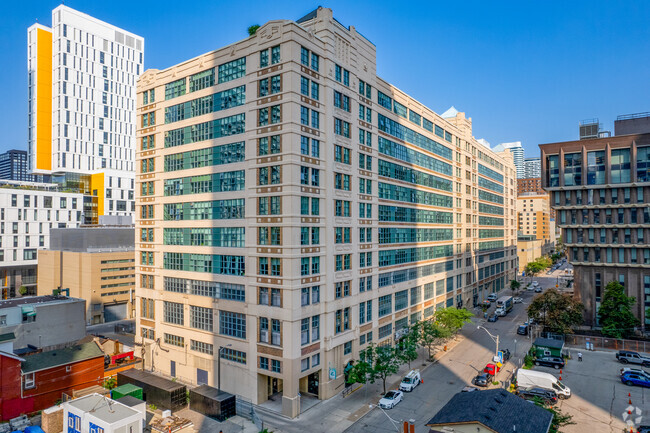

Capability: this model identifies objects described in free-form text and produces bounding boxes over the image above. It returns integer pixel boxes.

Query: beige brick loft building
[37,225,135,324]
[134,7,517,417]
[517,192,555,268]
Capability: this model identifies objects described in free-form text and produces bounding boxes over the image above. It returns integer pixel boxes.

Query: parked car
[621,372,650,388]
[399,369,421,392]
[513,297,523,304]
[517,324,529,336]
[636,426,650,433]
[517,387,558,405]
[379,390,404,409]
[534,356,565,369]
[473,373,492,387]
[620,367,650,380]
[461,385,480,392]
[616,350,650,367]
[532,281,539,287]
[487,314,498,322]
[487,293,498,302]
[534,287,543,293]
[502,349,511,361]
[481,300,491,307]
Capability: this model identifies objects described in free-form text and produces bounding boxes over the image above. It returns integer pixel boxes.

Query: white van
[487,293,498,302]
[516,368,571,398]
[399,369,421,392]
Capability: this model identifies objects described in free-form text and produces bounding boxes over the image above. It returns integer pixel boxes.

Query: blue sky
[2,1,649,157]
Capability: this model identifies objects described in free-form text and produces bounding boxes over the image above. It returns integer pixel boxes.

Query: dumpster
[111,383,143,400]
[189,384,236,421]
[117,369,187,411]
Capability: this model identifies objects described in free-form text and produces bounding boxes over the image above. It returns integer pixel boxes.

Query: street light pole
[477,326,500,359]
[218,344,232,391]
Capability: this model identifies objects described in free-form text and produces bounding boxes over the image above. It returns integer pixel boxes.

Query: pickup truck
[616,350,650,367]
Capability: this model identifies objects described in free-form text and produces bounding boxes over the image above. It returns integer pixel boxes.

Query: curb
[342,334,466,431]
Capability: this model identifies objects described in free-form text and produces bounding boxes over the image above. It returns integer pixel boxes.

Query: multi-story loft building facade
[27,5,143,223]
[517,177,556,221]
[0,150,35,182]
[37,226,135,324]
[517,193,551,241]
[517,177,542,195]
[0,181,83,299]
[540,132,650,328]
[134,7,517,417]
[517,192,554,268]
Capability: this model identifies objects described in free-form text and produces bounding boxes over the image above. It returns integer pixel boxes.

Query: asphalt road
[345,285,543,433]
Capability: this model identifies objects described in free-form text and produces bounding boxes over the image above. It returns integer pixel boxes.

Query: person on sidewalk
[577,352,582,361]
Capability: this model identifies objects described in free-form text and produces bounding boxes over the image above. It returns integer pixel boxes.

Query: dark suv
[534,356,565,369]
[517,387,558,405]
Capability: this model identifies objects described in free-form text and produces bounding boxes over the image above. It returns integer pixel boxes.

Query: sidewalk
[251,334,466,433]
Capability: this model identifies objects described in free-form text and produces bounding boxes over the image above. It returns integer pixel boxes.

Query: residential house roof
[426,389,553,433]
[21,341,104,373]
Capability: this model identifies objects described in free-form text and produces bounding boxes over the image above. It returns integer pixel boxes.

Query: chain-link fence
[564,334,649,352]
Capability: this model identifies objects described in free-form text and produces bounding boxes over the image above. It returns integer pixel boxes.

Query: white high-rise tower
[493,141,525,179]
[28,5,143,222]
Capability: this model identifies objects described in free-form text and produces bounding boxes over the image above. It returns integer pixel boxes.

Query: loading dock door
[103,303,127,322]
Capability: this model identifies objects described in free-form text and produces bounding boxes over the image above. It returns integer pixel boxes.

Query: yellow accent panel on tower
[91,173,105,216]
[36,28,52,171]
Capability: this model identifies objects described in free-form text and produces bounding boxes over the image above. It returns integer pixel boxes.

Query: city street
[344,286,539,433]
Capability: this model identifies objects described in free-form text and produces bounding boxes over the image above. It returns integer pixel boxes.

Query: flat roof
[67,393,139,424]
[0,295,81,309]
[533,337,565,349]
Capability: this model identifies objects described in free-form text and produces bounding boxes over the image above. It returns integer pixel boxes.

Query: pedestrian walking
[578,352,582,361]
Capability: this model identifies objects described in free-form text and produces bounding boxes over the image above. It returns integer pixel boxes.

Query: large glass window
[586,151,605,185]
[218,57,246,83]
[637,147,650,182]
[611,148,631,183]
[563,153,582,186]
[547,155,559,187]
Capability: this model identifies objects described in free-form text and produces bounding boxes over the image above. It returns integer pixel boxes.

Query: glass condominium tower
[135,7,517,417]
[27,5,143,223]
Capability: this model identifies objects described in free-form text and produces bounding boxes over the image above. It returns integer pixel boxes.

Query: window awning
[21,306,36,317]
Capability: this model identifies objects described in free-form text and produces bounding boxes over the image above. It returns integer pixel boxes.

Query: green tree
[18,285,28,296]
[533,398,575,433]
[527,289,584,334]
[510,279,521,296]
[434,308,473,335]
[348,344,402,394]
[247,25,260,36]
[102,377,117,390]
[412,320,450,360]
[397,330,419,369]
[598,281,639,338]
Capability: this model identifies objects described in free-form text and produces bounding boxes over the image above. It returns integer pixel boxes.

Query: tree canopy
[347,344,401,394]
[435,307,473,334]
[527,289,583,334]
[247,25,260,36]
[598,281,638,338]
[525,256,552,275]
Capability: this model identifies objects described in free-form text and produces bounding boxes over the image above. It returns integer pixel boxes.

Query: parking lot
[534,348,649,432]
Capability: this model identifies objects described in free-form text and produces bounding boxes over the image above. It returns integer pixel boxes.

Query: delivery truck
[516,368,571,399]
